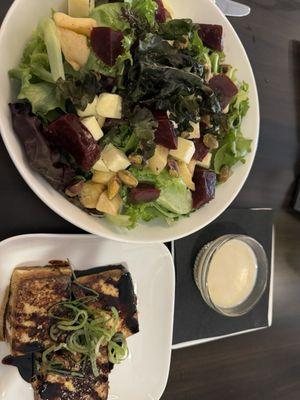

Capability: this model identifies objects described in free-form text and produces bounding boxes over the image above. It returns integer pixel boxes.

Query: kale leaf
[56,72,102,111]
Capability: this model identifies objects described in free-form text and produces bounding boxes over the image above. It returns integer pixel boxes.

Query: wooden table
[1,1,300,399]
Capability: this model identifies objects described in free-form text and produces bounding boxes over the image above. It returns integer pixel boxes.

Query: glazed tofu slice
[33,347,110,400]
[73,265,139,338]
[5,263,72,355]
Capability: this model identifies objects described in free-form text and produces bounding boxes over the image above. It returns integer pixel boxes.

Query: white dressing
[207,239,257,309]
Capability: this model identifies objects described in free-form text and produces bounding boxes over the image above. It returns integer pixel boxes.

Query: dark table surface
[1,1,300,399]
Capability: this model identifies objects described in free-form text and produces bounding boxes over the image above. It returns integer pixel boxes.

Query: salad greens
[122,167,192,228]
[9,18,65,117]
[9,0,252,229]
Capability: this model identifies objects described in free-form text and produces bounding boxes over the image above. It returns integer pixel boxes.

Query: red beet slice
[192,167,216,209]
[193,137,210,162]
[155,0,167,23]
[153,111,178,150]
[128,183,161,204]
[46,114,100,172]
[198,24,223,52]
[209,74,238,109]
[91,27,124,67]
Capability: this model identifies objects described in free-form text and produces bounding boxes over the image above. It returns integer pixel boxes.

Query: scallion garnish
[43,297,128,378]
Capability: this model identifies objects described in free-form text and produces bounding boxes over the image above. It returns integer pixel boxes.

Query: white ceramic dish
[0,0,259,243]
[0,234,175,400]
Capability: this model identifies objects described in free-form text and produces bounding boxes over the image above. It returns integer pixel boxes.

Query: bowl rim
[0,0,260,243]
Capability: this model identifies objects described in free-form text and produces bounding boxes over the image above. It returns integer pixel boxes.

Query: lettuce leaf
[213,82,251,174]
[125,167,192,227]
[9,102,75,189]
[9,18,65,118]
[124,0,158,26]
[90,3,130,31]
[18,82,64,116]
[40,17,65,82]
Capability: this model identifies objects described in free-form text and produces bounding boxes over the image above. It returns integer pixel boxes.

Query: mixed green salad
[9,0,251,229]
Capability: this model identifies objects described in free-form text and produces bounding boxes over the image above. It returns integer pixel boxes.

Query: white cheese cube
[169,137,195,164]
[96,115,106,128]
[183,122,200,139]
[81,116,103,141]
[77,96,98,117]
[196,153,212,169]
[147,145,169,175]
[68,0,95,17]
[96,93,122,119]
[101,144,130,172]
[92,158,109,172]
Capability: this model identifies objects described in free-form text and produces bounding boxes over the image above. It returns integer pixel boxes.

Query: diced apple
[169,137,195,164]
[147,145,169,175]
[178,161,195,191]
[58,27,90,71]
[101,144,130,172]
[96,191,122,215]
[68,0,95,18]
[54,12,97,37]
[92,171,115,184]
[79,181,105,209]
[81,116,103,141]
[77,96,98,117]
[96,93,122,119]
[93,158,109,172]
[196,153,212,169]
[183,122,200,139]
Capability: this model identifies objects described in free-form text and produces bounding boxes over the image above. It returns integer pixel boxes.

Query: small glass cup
[194,234,268,317]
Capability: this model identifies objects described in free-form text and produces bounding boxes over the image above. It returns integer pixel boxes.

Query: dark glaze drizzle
[2,354,34,383]
[75,265,139,334]
[3,264,138,389]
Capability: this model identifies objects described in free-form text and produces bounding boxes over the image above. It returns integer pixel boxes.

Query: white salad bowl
[0,0,259,243]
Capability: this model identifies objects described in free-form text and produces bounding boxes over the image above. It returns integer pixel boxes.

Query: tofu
[197,153,212,169]
[73,265,139,337]
[54,12,97,37]
[97,93,122,119]
[183,122,200,139]
[81,116,104,141]
[93,158,109,172]
[178,161,195,191]
[68,0,95,17]
[147,145,169,175]
[169,137,195,164]
[77,96,98,117]
[5,264,72,355]
[101,144,130,172]
[58,27,90,71]
[33,347,110,400]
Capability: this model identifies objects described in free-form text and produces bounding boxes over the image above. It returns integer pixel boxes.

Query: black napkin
[173,209,274,346]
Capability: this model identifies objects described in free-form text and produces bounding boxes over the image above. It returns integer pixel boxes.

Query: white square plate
[0,234,175,400]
